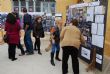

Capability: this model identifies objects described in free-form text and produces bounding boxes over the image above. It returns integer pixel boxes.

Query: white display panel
[91,23,98,34]
[96,54,102,64]
[95,6,105,14]
[92,35,104,48]
[97,24,104,35]
[95,15,104,24]
[81,47,91,60]
[87,7,94,22]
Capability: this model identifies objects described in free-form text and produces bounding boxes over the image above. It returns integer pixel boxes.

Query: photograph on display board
[71,7,92,49]
[72,7,87,22]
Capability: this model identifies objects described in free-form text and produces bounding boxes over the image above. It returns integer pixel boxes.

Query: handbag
[3,34,8,43]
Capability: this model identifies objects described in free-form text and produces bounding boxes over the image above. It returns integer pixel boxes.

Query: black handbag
[3,34,8,43]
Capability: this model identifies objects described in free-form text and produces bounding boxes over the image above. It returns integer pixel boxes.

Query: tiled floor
[0,38,94,74]
[0,32,109,74]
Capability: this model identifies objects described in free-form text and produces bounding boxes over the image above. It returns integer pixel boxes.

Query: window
[21,1,26,11]
[49,2,55,13]
[29,1,33,12]
[21,1,26,6]
[43,2,48,13]
[36,1,41,12]
[13,1,19,6]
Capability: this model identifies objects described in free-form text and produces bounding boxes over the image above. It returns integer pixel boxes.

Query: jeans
[24,30,33,53]
[51,43,60,53]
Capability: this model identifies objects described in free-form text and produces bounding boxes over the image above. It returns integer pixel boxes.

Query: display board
[69,0,108,71]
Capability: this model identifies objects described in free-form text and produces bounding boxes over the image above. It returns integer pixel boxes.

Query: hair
[23,8,27,13]
[6,13,16,24]
[35,16,42,23]
[12,12,19,19]
[71,19,78,26]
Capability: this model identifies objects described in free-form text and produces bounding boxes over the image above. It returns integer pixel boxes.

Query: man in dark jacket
[23,8,34,55]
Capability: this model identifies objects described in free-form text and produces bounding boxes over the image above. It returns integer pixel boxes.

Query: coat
[60,25,85,49]
[5,21,21,44]
[33,22,44,38]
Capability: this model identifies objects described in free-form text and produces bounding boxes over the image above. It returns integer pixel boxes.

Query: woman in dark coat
[33,16,44,55]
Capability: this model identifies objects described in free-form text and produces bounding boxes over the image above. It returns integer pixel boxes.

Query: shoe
[25,50,28,53]
[19,53,25,56]
[55,57,62,61]
[38,52,42,55]
[50,53,55,66]
[26,52,34,55]
[34,49,38,51]
[11,58,17,61]
[9,56,12,59]
[50,60,55,66]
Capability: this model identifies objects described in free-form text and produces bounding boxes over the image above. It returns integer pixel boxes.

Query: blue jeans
[24,30,33,53]
[51,43,60,53]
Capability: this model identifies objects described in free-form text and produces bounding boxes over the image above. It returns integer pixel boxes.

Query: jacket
[60,25,85,49]
[33,21,44,38]
[5,21,21,44]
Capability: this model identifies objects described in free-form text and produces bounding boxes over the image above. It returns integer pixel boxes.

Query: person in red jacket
[5,13,21,61]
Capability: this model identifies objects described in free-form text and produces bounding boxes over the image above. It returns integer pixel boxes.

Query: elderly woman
[60,19,86,74]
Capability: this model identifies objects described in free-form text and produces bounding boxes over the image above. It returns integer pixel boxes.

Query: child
[50,26,61,66]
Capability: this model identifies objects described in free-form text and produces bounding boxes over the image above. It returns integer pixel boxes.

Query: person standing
[5,13,21,61]
[12,12,25,56]
[33,16,44,55]
[60,19,86,74]
[50,24,61,66]
[23,8,34,55]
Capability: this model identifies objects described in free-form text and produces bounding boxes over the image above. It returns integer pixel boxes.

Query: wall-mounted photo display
[69,0,108,71]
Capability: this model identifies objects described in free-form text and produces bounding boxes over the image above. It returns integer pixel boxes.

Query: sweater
[60,25,85,49]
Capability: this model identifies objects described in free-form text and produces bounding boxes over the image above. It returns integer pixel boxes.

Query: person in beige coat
[60,19,85,74]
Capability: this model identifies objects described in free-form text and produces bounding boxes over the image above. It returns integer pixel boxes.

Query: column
[33,0,36,12]
[26,0,29,12]
[41,2,43,12]
[18,0,21,12]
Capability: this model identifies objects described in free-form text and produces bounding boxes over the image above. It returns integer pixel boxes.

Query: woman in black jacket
[33,16,44,55]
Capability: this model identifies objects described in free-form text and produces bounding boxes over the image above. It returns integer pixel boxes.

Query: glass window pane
[13,1,19,6]
[29,1,33,6]
[21,1,26,6]
[21,7,26,11]
[36,6,40,12]
[29,7,34,12]
[14,7,19,12]
[50,2,55,13]
[36,1,40,6]
[43,2,48,13]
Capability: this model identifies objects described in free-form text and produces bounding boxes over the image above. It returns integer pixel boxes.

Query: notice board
[69,0,108,71]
